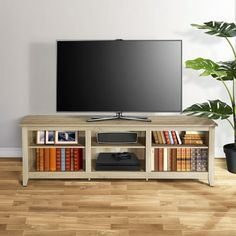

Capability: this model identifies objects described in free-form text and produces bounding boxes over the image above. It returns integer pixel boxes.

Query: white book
[175,131,182,145]
[163,148,168,171]
[151,148,155,171]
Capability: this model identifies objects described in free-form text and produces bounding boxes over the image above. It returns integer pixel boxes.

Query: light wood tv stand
[20,115,217,186]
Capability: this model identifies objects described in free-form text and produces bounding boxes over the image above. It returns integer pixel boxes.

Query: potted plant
[183,21,236,173]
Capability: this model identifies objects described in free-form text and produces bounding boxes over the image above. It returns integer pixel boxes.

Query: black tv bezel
[56,39,183,113]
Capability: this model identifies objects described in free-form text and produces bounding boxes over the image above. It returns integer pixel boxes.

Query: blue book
[168,131,174,144]
[61,148,65,171]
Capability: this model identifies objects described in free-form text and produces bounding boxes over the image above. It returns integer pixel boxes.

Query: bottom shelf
[28,171,208,180]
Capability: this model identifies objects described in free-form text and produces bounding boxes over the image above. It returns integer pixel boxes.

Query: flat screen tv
[57,40,182,121]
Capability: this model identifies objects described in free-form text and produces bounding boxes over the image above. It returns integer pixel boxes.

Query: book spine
[158,148,163,171]
[175,131,182,144]
[171,148,177,171]
[65,148,71,171]
[49,148,56,171]
[78,148,83,170]
[201,149,208,172]
[160,131,166,144]
[163,131,171,144]
[56,148,61,171]
[157,131,163,144]
[163,148,168,171]
[36,148,40,171]
[177,148,182,171]
[74,148,79,171]
[152,131,159,144]
[44,148,50,171]
[153,148,158,171]
[168,131,174,145]
[181,148,186,171]
[196,148,202,172]
[185,148,191,172]
[70,148,74,171]
[171,131,178,144]
[39,148,44,171]
[150,148,154,171]
[191,148,196,171]
[61,148,66,171]
[167,148,171,171]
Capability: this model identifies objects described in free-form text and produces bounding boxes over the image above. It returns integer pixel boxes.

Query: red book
[73,148,79,171]
[171,148,177,171]
[65,148,71,171]
[158,148,163,171]
[56,148,61,171]
[171,131,178,144]
[163,131,171,144]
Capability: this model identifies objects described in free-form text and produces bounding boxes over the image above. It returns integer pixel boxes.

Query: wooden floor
[0,159,236,236]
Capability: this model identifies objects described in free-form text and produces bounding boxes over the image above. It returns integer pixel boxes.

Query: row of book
[35,148,83,171]
[152,131,206,145]
[182,132,205,145]
[152,131,182,145]
[151,148,208,172]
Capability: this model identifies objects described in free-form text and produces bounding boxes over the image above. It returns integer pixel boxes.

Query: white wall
[0,0,235,157]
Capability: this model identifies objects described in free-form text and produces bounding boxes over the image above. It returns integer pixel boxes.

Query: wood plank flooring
[0,158,236,236]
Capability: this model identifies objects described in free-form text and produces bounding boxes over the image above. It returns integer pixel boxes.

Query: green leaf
[191,21,236,37]
[216,60,236,81]
[183,100,233,120]
[185,58,227,77]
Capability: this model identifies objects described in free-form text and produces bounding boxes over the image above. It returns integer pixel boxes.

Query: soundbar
[97,132,138,144]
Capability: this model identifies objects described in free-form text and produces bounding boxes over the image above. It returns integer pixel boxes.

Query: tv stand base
[87,112,151,122]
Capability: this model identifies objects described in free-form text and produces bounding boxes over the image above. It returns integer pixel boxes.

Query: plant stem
[225,37,236,143]
[225,37,236,59]
[219,78,234,103]
[227,118,234,129]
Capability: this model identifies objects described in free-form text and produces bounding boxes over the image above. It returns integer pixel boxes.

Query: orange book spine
[177,148,182,171]
[171,131,178,144]
[44,148,50,171]
[185,148,191,172]
[39,148,44,171]
[163,131,171,144]
[49,148,56,171]
[56,148,61,171]
[158,148,163,171]
[171,148,177,171]
[65,148,71,171]
[181,148,186,171]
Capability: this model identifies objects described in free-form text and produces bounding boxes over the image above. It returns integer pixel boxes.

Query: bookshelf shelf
[20,115,217,186]
[152,144,208,149]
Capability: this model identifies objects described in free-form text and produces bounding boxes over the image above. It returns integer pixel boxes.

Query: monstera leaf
[191,21,236,37]
[215,60,236,80]
[186,58,227,77]
[183,100,233,120]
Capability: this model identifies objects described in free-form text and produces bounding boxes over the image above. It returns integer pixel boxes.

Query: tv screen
[57,40,182,113]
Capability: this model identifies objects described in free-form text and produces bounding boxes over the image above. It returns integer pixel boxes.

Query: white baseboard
[0,148,22,158]
[0,147,225,158]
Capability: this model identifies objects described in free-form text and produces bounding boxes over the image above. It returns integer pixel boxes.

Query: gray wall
[0,0,235,156]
